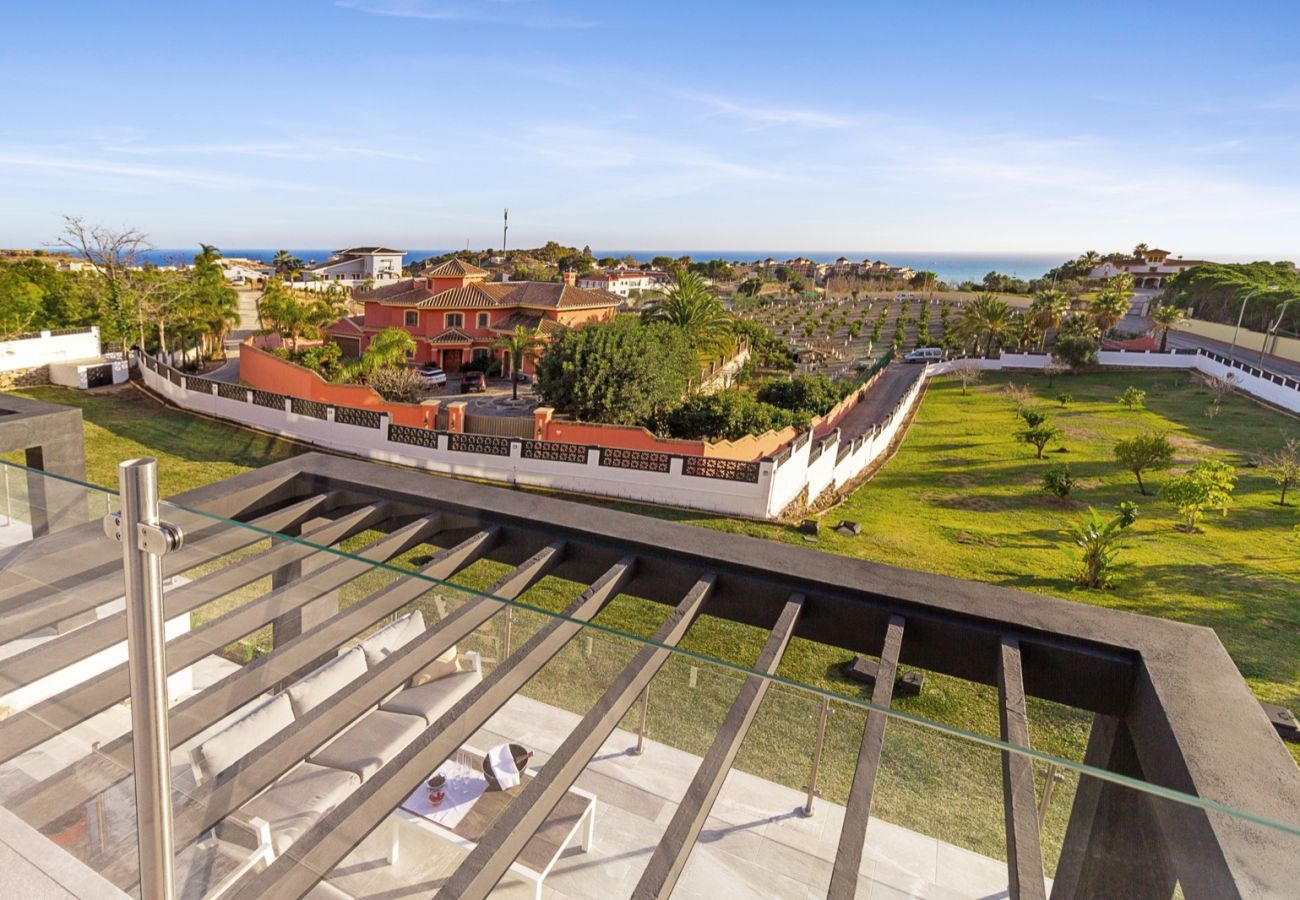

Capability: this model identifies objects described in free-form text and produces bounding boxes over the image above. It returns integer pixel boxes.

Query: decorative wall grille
[682,456,760,483]
[168,368,184,387]
[187,377,216,393]
[448,432,511,456]
[217,382,247,402]
[520,440,589,464]
[252,389,285,409]
[291,398,328,420]
[334,406,381,429]
[388,424,439,449]
[599,447,671,473]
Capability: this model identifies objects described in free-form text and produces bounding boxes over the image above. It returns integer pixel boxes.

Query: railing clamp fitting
[103,513,184,555]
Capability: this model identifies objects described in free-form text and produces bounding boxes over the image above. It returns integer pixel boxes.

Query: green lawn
[10,373,1299,865]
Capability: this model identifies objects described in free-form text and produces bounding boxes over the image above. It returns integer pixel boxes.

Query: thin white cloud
[102,141,424,164]
[336,0,599,29]
[686,91,854,129]
[0,151,313,193]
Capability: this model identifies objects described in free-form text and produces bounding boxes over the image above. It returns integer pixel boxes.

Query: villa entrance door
[442,348,464,373]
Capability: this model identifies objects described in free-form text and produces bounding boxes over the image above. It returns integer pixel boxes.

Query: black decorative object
[482,743,532,790]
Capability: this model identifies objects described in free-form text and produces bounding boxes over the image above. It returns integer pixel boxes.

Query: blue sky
[3,0,1299,256]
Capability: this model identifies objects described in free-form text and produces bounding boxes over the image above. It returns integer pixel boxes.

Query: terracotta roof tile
[424,258,489,277]
[426,327,474,345]
[359,277,619,312]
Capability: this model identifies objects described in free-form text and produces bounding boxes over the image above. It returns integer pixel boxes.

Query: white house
[1090,248,1211,292]
[305,247,405,287]
[577,269,669,298]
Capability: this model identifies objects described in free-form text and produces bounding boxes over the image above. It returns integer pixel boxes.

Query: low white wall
[928,349,1300,415]
[48,358,129,389]
[0,328,101,373]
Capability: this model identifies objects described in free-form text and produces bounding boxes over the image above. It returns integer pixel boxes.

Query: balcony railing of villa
[0,448,1297,900]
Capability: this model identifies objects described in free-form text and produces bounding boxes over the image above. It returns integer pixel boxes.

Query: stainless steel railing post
[634,687,650,755]
[802,695,832,817]
[106,457,183,900]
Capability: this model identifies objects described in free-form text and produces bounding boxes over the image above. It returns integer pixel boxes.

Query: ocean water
[137,248,1065,285]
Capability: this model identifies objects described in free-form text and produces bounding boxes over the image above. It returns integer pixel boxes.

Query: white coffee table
[394,745,596,900]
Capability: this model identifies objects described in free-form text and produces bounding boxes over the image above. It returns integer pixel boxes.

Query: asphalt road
[1164,330,1300,381]
[830,363,925,442]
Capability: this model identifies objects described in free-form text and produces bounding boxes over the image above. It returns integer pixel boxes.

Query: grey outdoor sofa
[188,610,482,896]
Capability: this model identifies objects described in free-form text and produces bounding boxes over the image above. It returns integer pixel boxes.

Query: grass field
[8,373,1298,865]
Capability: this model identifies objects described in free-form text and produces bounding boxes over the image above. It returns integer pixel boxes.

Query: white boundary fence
[138,346,1297,520]
[929,348,1300,415]
[0,327,101,372]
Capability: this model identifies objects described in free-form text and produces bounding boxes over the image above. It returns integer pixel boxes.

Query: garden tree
[665,390,800,440]
[1053,316,1101,370]
[271,250,304,277]
[958,293,1013,356]
[534,316,696,427]
[1068,506,1133,588]
[1162,262,1300,331]
[1113,432,1174,494]
[493,324,545,401]
[1150,303,1185,352]
[731,318,794,370]
[1042,357,1066,386]
[641,270,733,356]
[1118,386,1146,410]
[757,373,843,416]
[650,255,677,273]
[1020,419,1062,459]
[1260,436,1300,505]
[1204,373,1237,417]
[556,253,594,275]
[950,359,983,394]
[1018,405,1048,427]
[1133,242,1150,256]
[1029,290,1071,350]
[187,245,239,360]
[0,265,46,335]
[364,365,423,402]
[258,281,343,351]
[54,215,153,345]
[1162,459,1237,532]
[774,265,794,283]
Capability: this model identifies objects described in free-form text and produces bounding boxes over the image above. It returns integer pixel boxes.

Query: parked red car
[460,371,486,393]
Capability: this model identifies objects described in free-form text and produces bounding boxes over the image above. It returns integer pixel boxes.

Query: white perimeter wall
[0,328,101,373]
[141,347,1298,520]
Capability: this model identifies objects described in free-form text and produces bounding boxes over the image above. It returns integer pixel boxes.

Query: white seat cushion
[310,709,425,781]
[358,611,425,667]
[192,693,295,784]
[380,669,481,725]
[239,763,360,854]
[286,646,367,718]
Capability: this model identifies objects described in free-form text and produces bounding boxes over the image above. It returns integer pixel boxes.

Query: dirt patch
[940,473,978,487]
[943,528,1004,547]
[941,494,1001,512]
[936,455,971,467]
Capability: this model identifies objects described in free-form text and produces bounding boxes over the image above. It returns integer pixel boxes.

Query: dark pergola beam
[0,499,389,694]
[999,637,1047,900]
[632,593,804,900]
[0,493,342,639]
[827,614,905,900]
[436,573,718,900]
[0,511,437,765]
[228,555,636,900]
[11,527,511,833]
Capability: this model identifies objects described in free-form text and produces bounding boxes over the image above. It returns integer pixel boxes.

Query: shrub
[1067,507,1131,589]
[1260,436,1300,505]
[365,365,424,402]
[1163,459,1237,532]
[1113,433,1174,495]
[665,391,800,440]
[1019,406,1049,427]
[757,374,842,416]
[1115,500,1139,528]
[1042,463,1076,498]
[1119,386,1146,410]
[1054,332,1100,370]
[1056,392,1073,407]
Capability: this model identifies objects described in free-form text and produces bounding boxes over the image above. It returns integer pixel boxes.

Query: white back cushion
[359,610,425,668]
[286,646,368,718]
[192,692,294,784]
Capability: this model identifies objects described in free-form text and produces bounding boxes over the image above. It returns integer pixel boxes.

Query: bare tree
[951,359,984,395]
[1042,356,1066,387]
[1204,373,1237,418]
[1260,437,1300,506]
[53,216,153,347]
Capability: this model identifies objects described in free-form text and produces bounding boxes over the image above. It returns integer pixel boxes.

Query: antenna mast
[503,208,509,258]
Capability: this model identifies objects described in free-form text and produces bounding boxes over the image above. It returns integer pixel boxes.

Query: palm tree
[493,325,546,400]
[1080,250,1101,269]
[196,243,222,268]
[1133,242,1150,257]
[1029,290,1071,351]
[1090,290,1130,336]
[1150,303,1186,352]
[362,327,416,372]
[958,293,1013,357]
[642,270,733,355]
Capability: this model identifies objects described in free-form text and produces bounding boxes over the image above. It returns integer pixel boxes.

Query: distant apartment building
[576,269,669,297]
[306,247,405,287]
[1090,248,1210,291]
[328,259,618,373]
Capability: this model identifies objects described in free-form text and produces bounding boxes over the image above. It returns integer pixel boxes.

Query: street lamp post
[1259,297,1299,369]
[1229,285,1279,361]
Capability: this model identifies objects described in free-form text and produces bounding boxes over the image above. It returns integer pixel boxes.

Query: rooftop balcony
[0,443,1297,899]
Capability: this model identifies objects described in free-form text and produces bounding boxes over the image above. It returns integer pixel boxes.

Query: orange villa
[327,258,619,373]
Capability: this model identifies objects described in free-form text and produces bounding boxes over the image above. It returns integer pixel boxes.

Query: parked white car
[903,347,944,363]
[415,364,447,386]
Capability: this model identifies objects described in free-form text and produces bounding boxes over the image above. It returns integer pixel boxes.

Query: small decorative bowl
[482,744,532,790]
